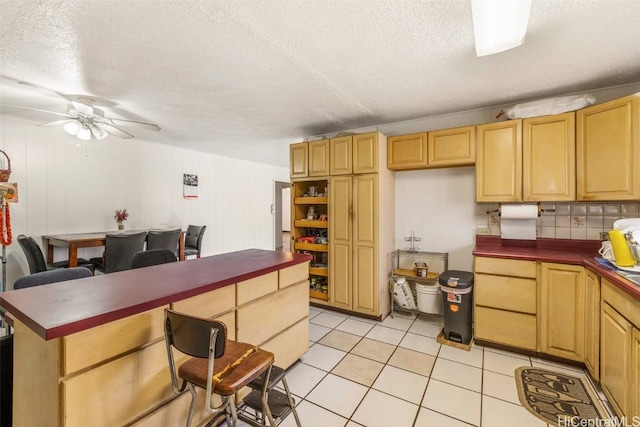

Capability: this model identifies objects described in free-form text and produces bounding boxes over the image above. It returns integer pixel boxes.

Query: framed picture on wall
[183,174,198,199]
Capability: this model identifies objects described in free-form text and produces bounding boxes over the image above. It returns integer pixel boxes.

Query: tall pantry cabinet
[290,132,394,318]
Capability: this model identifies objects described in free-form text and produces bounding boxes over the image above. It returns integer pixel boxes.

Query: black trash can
[439,270,474,344]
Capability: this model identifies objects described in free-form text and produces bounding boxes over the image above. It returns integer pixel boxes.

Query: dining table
[42,228,186,267]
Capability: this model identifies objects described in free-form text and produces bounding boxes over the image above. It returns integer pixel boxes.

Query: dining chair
[13,267,93,289]
[184,225,206,259]
[163,308,276,427]
[90,231,148,274]
[131,249,178,269]
[146,229,181,255]
[17,234,95,274]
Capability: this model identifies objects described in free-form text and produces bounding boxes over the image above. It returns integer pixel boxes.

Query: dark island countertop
[473,236,640,300]
[0,249,312,341]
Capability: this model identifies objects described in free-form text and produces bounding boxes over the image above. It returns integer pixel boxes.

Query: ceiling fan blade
[102,123,134,139]
[38,119,76,127]
[104,117,161,131]
[1,104,73,118]
[70,101,95,117]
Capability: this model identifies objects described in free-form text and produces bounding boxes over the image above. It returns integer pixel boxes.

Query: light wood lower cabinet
[632,328,640,420]
[600,278,640,420]
[14,264,310,427]
[584,269,600,380]
[330,174,382,316]
[475,306,537,349]
[601,302,633,417]
[539,263,585,361]
[474,257,537,350]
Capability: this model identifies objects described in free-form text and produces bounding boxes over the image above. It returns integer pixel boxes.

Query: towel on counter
[594,257,619,271]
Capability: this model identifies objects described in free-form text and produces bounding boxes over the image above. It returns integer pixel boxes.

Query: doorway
[274,181,291,251]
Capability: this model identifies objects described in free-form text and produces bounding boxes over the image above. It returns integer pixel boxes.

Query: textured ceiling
[1,0,639,167]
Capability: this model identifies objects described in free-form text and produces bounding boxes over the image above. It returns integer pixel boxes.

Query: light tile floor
[266,306,616,427]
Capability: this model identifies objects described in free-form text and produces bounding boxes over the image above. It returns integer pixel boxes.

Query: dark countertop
[0,249,312,340]
[473,236,640,300]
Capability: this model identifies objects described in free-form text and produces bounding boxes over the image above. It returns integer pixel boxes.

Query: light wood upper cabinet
[387,132,428,170]
[523,112,576,201]
[353,132,379,174]
[387,126,475,171]
[577,93,640,200]
[584,269,601,380]
[308,139,330,176]
[539,263,585,362]
[290,142,308,178]
[428,125,476,167]
[476,120,523,202]
[330,136,353,175]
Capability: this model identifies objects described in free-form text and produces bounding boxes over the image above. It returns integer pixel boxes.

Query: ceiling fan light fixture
[63,120,82,136]
[90,123,108,140]
[471,0,532,57]
[77,126,92,141]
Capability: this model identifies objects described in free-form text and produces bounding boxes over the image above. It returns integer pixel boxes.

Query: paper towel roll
[501,204,539,219]
[500,204,538,240]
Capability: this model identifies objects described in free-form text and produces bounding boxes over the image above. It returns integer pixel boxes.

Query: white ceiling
[1,0,639,167]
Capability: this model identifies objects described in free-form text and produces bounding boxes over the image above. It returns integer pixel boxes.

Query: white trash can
[415,283,442,315]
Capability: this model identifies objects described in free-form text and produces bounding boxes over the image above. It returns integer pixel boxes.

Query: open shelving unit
[389,249,448,317]
[291,179,330,302]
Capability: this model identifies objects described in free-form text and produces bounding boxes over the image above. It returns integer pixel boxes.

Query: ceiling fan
[2,97,160,140]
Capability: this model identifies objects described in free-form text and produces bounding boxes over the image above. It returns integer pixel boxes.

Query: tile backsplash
[475,202,640,240]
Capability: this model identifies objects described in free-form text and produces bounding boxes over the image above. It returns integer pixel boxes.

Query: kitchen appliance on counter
[607,218,640,270]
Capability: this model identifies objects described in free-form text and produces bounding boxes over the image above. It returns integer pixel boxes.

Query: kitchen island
[0,249,311,427]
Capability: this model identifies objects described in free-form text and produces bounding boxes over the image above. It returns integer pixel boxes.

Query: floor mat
[514,366,609,426]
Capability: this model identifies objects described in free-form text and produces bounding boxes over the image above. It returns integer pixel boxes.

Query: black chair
[146,229,181,255]
[90,231,147,274]
[13,267,93,289]
[132,249,178,269]
[17,234,95,274]
[184,225,206,259]
[164,309,277,427]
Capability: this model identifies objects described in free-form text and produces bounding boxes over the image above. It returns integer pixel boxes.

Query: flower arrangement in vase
[114,209,129,231]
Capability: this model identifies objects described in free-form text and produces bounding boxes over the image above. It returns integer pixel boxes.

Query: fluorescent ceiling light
[471,0,532,56]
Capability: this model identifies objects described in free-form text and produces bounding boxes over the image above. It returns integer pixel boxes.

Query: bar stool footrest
[248,365,287,391]
[242,388,294,421]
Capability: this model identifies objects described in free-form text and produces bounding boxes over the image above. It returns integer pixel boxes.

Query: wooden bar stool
[164,309,276,427]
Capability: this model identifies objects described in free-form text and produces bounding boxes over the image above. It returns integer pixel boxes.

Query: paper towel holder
[486,203,556,216]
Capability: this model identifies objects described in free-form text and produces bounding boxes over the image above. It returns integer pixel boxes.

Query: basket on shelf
[0,150,11,183]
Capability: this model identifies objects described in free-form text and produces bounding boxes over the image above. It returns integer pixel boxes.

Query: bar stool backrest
[164,309,226,358]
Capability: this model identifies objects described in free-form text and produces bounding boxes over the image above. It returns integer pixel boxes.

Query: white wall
[0,115,289,289]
